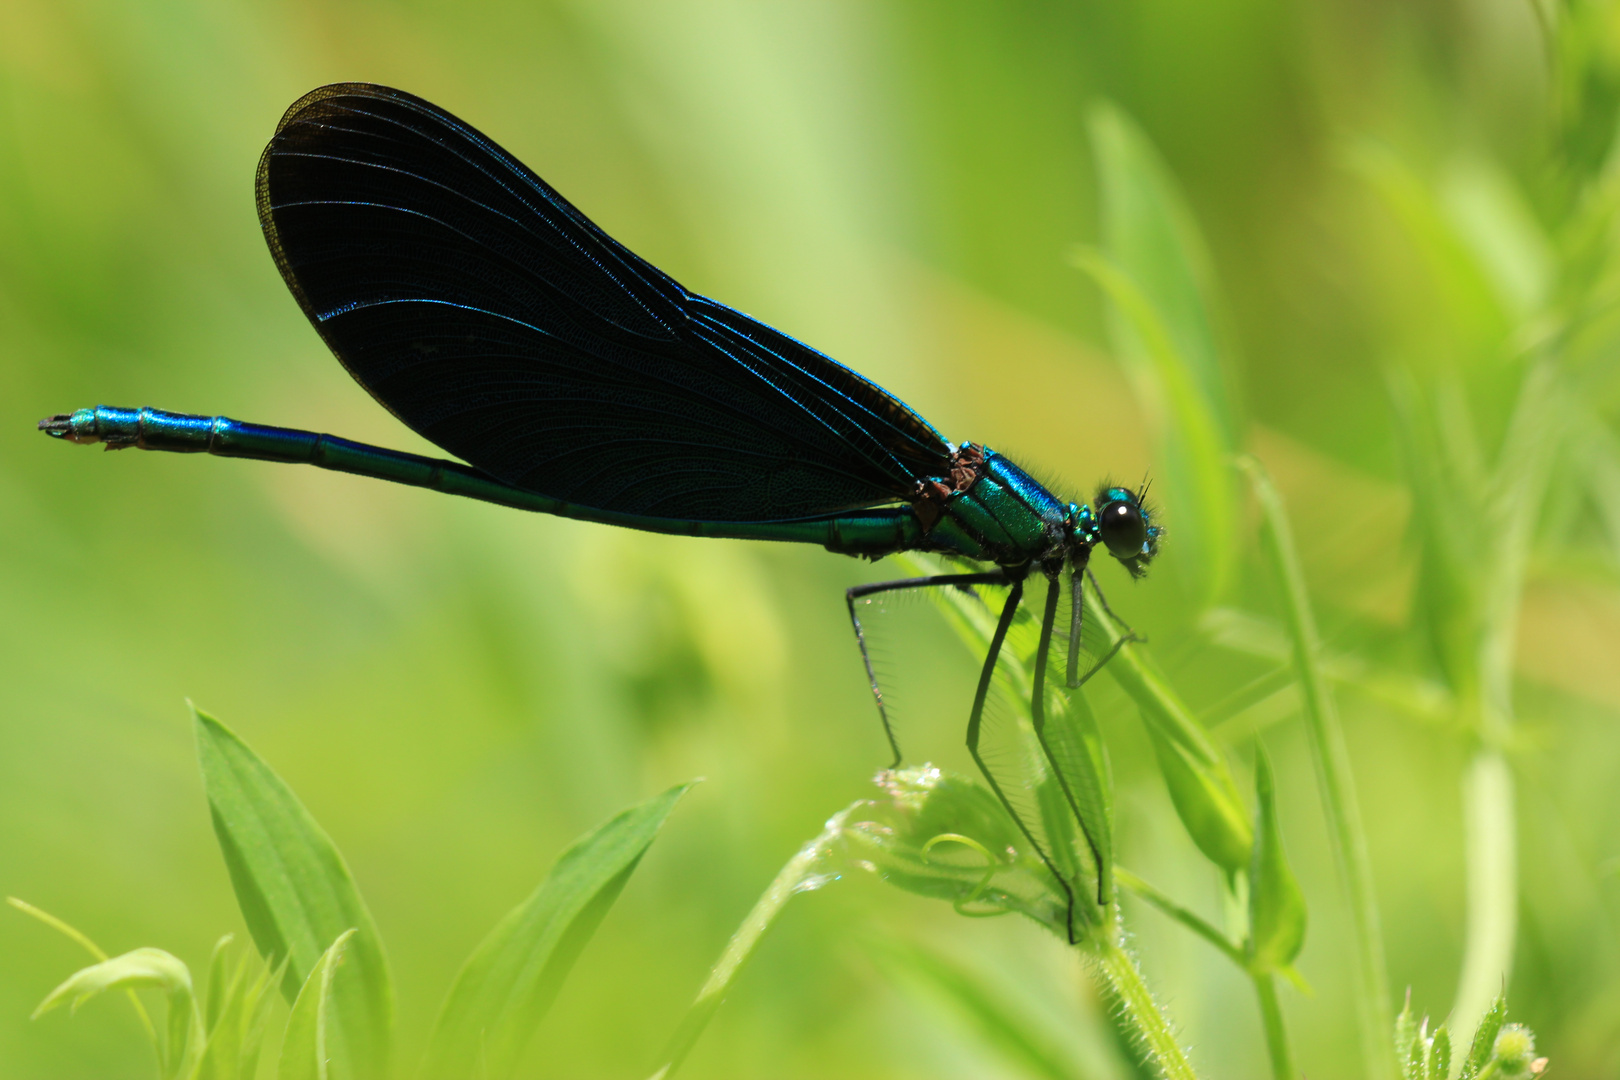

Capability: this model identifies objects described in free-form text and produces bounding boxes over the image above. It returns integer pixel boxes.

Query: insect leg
[1086,566,1146,643]
[1031,573,1106,912]
[963,579,1079,943]
[1067,566,1145,688]
[846,570,1011,767]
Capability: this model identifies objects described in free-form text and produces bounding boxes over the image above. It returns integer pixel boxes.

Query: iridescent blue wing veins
[256,83,952,522]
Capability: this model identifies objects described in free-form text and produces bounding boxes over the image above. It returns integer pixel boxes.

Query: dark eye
[1098,492,1148,561]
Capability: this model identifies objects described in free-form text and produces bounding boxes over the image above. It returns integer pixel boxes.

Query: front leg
[845,569,1012,767]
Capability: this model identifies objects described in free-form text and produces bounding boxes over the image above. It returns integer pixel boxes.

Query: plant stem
[1114,867,1245,968]
[1448,359,1559,1038]
[1240,456,1395,1080]
[1092,931,1200,1080]
[1252,972,1295,1080]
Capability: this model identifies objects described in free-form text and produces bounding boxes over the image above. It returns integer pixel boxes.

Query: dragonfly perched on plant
[39,83,1161,926]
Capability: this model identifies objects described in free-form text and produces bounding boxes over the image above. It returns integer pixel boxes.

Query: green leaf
[9,897,159,1051]
[1394,991,1421,1079]
[197,947,287,1080]
[1459,996,1507,1080]
[204,934,235,1034]
[1141,722,1252,873]
[421,782,694,1080]
[1084,100,1238,608]
[193,707,393,1080]
[32,947,202,1079]
[279,929,357,1080]
[843,766,1070,935]
[1087,593,1251,872]
[1428,1027,1452,1080]
[1247,746,1306,973]
[650,803,856,1080]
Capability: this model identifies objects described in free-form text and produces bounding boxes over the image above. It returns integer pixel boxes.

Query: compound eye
[1098,493,1148,561]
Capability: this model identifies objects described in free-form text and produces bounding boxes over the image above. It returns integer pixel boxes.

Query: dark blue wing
[256,83,952,522]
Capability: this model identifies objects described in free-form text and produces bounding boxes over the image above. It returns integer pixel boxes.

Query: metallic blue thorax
[927,448,1073,564]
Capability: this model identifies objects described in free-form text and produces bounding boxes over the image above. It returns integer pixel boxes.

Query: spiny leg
[1086,565,1145,643]
[846,570,1011,767]
[1066,557,1088,688]
[1065,564,1144,689]
[963,578,1079,943]
[1030,573,1107,910]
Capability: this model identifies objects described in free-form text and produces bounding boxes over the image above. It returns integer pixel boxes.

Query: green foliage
[19,710,694,1080]
[1081,102,1238,610]
[32,947,201,1080]
[194,707,392,1080]
[422,783,692,1079]
[280,930,356,1080]
[10,2,1620,1077]
[846,765,1071,932]
[1247,747,1305,975]
[1397,994,1544,1080]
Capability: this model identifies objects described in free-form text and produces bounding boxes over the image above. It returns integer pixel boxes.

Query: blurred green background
[4,1,1619,1077]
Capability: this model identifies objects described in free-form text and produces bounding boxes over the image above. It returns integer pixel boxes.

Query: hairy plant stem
[1252,972,1294,1080]
[1240,456,1394,1080]
[1091,929,1199,1080]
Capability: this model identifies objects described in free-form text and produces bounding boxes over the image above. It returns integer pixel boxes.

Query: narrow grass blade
[193,707,393,1080]
[422,782,693,1080]
[648,804,853,1080]
[871,939,1085,1080]
[1239,455,1394,1080]
[1084,100,1238,608]
[279,929,357,1080]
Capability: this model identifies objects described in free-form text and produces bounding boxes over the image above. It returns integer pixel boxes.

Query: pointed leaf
[650,804,855,1080]
[1459,996,1507,1080]
[1085,101,1238,607]
[1428,1027,1452,1080]
[279,930,357,1080]
[194,707,392,1080]
[204,934,236,1034]
[1142,722,1252,873]
[421,783,693,1080]
[197,948,285,1080]
[1248,746,1307,972]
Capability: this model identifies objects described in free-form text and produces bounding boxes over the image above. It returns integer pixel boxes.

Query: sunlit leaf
[194,707,392,1080]
[421,782,693,1080]
[278,929,357,1080]
[32,947,201,1079]
[1247,746,1306,973]
[650,803,856,1080]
